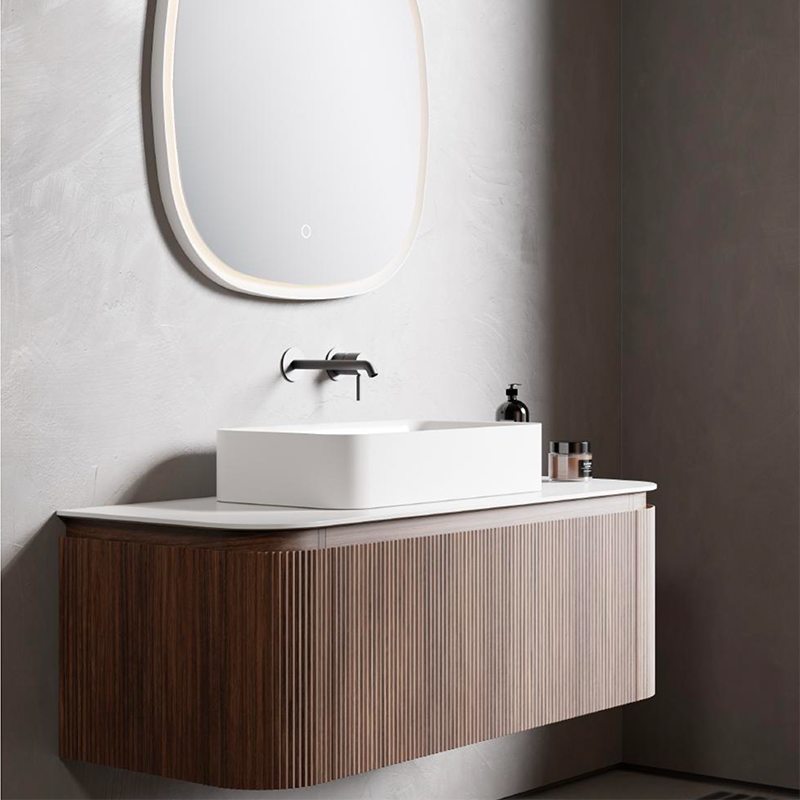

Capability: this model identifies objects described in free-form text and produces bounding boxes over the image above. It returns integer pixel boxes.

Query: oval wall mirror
[151,0,428,300]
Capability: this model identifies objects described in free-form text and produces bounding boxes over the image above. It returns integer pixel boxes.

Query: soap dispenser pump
[496,383,529,422]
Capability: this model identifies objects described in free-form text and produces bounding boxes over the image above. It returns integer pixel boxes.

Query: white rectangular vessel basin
[217,420,541,509]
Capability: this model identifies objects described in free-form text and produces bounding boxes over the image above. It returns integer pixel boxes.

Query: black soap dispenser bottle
[496,383,529,422]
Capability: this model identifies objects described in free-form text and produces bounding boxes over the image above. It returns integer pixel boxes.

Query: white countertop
[58,478,656,531]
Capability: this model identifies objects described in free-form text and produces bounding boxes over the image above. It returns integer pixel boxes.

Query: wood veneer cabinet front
[59,497,655,789]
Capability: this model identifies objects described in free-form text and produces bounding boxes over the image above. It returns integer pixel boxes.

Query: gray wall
[621,0,800,790]
[1,1,623,798]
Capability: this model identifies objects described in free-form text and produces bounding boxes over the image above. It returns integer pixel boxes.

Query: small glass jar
[549,441,592,481]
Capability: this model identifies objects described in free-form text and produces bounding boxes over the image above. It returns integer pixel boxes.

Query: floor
[512,767,800,800]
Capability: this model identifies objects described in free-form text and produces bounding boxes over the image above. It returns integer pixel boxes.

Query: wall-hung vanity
[58,420,656,790]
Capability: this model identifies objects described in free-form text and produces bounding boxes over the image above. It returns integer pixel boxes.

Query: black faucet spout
[289,359,378,378]
[280,349,378,401]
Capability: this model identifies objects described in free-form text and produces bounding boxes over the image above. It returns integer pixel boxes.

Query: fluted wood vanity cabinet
[59,482,655,790]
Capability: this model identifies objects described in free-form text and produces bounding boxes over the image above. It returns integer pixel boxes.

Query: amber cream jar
[549,441,592,481]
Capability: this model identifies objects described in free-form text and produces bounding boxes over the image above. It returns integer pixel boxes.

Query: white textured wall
[2,1,622,797]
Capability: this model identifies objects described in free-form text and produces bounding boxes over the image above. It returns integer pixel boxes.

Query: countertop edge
[57,480,657,531]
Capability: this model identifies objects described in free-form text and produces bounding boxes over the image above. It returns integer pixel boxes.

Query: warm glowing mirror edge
[151,0,429,300]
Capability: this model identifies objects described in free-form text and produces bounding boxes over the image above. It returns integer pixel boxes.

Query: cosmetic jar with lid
[549,441,592,481]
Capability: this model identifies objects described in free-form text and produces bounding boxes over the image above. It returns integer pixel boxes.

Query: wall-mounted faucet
[281,348,378,401]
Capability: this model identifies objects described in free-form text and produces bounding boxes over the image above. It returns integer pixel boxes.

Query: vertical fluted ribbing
[260,507,656,788]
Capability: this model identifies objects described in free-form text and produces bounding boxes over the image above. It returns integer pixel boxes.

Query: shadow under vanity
[58,478,655,790]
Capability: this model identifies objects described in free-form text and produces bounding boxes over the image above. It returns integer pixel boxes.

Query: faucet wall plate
[280,348,306,382]
[325,347,341,380]
[325,347,363,381]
